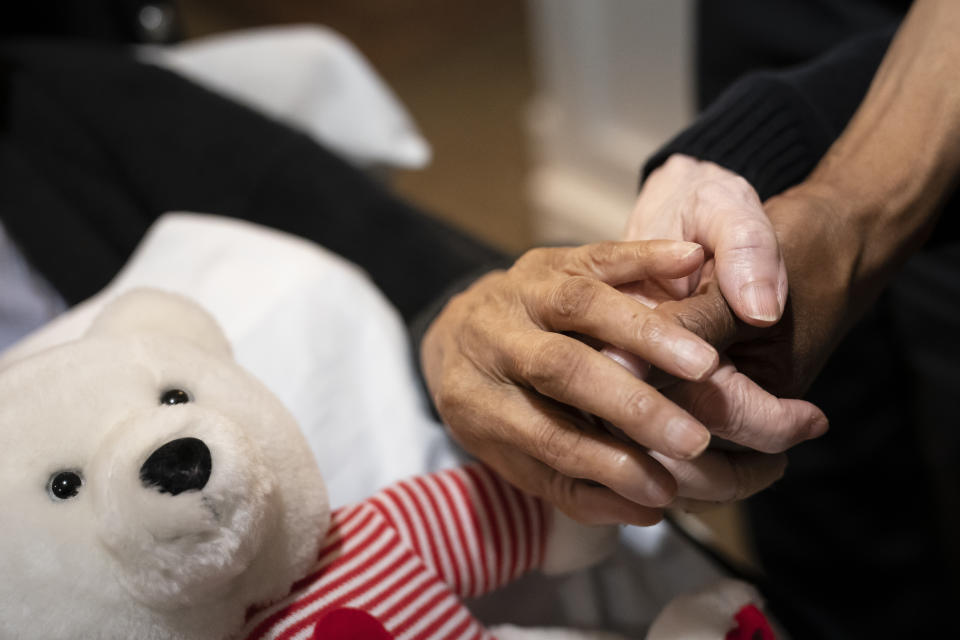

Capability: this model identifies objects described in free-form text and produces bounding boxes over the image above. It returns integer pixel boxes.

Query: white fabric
[1,214,727,634]
[139,25,431,169]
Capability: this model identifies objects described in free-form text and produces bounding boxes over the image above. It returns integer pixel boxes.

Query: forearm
[797,0,960,285]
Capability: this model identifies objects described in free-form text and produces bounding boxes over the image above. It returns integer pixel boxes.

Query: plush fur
[0,290,328,640]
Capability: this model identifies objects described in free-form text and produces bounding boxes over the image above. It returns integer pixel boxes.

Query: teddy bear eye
[48,471,83,501]
[160,389,191,405]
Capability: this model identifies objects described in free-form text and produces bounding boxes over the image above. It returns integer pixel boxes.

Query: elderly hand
[642,282,828,512]
[420,240,723,525]
[614,155,829,511]
[627,154,786,326]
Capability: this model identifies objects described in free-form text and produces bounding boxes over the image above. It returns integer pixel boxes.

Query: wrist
[799,0,960,262]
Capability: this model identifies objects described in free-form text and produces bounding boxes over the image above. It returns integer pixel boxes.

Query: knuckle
[714,377,750,443]
[662,153,696,176]
[663,154,686,170]
[725,220,775,254]
[621,386,657,424]
[550,276,599,321]
[520,337,577,394]
[692,178,727,204]
[665,304,708,339]
[660,290,736,345]
[432,372,471,425]
[549,478,608,526]
[534,420,583,472]
[635,312,667,346]
[545,469,580,511]
[692,174,760,214]
[579,242,620,274]
[728,174,755,198]
[516,247,552,271]
[604,450,636,484]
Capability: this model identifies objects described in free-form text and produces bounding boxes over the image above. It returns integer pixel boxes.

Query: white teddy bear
[0,288,629,640]
[0,290,329,639]
[0,285,778,640]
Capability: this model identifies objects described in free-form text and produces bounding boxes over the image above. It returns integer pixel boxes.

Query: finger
[481,445,664,526]
[654,280,740,350]
[695,189,787,326]
[562,240,705,285]
[478,382,679,504]
[531,276,719,381]
[663,361,829,454]
[651,449,787,503]
[617,276,697,309]
[500,332,711,460]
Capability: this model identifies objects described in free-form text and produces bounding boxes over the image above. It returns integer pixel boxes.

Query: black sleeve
[0,40,508,323]
[642,27,896,200]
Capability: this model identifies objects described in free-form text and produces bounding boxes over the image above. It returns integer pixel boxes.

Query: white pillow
[139,26,431,169]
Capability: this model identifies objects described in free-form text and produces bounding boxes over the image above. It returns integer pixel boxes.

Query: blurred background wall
[526,0,694,243]
[178,0,693,252]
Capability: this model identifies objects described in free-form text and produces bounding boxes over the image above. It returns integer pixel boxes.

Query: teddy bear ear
[86,288,233,359]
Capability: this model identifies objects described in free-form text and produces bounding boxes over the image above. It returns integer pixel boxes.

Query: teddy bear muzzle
[92,407,277,610]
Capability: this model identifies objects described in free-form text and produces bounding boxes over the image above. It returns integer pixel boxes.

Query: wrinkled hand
[421,240,724,525]
[722,184,878,398]
[631,178,883,505]
[627,182,868,508]
[646,283,828,512]
[615,155,830,511]
[627,154,786,325]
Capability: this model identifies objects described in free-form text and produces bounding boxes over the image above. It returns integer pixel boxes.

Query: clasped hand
[421,154,831,524]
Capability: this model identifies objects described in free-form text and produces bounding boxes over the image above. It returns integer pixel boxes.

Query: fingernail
[644,475,675,507]
[665,417,710,459]
[676,242,702,260]
[808,415,829,438]
[674,340,718,379]
[739,281,780,323]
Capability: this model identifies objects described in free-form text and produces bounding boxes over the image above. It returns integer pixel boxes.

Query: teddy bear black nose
[139,437,212,496]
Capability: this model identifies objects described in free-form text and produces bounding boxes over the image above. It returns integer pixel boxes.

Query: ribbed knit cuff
[642,73,834,201]
[643,26,897,200]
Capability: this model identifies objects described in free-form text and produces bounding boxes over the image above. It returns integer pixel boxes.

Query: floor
[179,0,754,571]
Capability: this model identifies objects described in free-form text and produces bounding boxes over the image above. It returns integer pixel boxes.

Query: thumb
[692,184,787,326]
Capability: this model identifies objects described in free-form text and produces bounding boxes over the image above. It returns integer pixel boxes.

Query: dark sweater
[645,1,955,244]
[644,27,895,201]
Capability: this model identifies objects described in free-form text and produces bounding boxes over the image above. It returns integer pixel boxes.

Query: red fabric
[312,608,393,640]
[725,603,775,640]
